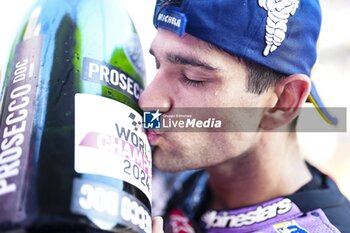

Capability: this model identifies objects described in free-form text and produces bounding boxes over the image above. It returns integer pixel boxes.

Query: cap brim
[308,81,338,125]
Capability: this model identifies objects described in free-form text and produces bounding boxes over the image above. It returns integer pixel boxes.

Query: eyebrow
[149,48,218,71]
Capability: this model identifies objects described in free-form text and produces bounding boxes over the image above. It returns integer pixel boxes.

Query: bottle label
[0,36,42,222]
[74,93,152,202]
[71,177,151,233]
[82,57,144,102]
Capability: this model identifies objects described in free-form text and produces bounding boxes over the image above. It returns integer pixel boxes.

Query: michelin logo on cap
[259,0,300,56]
[155,6,187,37]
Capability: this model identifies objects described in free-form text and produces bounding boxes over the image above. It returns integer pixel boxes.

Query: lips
[146,130,160,145]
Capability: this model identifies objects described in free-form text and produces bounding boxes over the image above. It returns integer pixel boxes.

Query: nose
[139,73,172,113]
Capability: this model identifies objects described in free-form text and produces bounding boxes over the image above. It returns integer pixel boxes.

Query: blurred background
[0,0,349,201]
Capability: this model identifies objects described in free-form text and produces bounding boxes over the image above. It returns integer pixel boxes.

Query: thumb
[152,216,164,233]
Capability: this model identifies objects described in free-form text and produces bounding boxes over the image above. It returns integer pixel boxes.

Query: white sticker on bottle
[74,94,152,201]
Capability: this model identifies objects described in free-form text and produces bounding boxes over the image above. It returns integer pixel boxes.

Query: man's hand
[152,216,165,233]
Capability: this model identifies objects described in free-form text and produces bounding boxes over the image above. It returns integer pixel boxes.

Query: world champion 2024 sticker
[74,93,152,202]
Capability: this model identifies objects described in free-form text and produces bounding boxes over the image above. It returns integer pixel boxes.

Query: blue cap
[153,0,337,125]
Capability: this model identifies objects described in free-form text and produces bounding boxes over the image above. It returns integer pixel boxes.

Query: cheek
[176,132,257,164]
[153,131,258,171]
[162,132,206,154]
[152,132,211,171]
[229,108,264,132]
[207,132,257,159]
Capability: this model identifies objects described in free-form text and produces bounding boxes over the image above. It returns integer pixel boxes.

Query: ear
[260,74,311,131]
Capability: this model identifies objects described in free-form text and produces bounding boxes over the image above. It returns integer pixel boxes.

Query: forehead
[151,29,209,53]
[150,29,250,95]
[150,29,238,66]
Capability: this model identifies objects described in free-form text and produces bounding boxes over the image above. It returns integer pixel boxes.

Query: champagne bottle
[0,0,152,232]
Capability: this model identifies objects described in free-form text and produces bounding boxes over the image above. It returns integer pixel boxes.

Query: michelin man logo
[258,0,300,56]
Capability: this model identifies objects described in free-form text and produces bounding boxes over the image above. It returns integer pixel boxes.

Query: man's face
[139,29,271,172]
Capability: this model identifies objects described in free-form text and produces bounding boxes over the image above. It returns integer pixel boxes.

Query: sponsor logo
[82,57,143,101]
[157,13,182,28]
[273,220,309,233]
[258,0,300,56]
[155,6,187,36]
[0,60,31,196]
[0,35,41,222]
[201,198,293,228]
[0,35,41,198]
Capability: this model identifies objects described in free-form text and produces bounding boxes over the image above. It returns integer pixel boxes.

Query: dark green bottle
[0,0,152,232]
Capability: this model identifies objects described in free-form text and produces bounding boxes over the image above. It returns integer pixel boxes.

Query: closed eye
[181,75,205,87]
